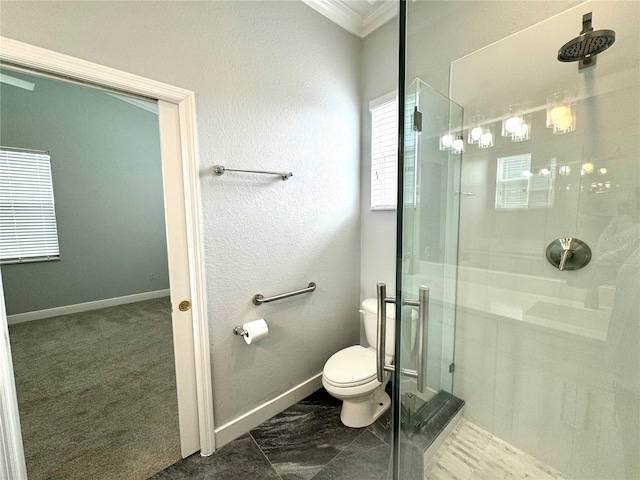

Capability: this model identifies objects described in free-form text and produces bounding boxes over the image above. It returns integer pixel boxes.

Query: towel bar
[213,165,292,181]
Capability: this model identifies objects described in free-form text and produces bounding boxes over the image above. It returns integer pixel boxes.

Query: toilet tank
[361,298,419,358]
[361,298,396,356]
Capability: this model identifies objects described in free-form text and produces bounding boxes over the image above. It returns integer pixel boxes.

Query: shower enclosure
[387,77,463,480]
[391,1,639,479]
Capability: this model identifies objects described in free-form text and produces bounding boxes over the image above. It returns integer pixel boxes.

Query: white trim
[0,272,28,480]
[0,38,189,103]
[301,0,397,38]
[6,290,170,325]
[0,35,215,466]
[214,374,323,448]
[177,92,216,456]
[302,0,363,37]
[158,100,201,456]
[362,1,398,37]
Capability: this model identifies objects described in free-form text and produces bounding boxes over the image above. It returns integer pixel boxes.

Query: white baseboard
[213,373,323,450]
[7,289,170,325]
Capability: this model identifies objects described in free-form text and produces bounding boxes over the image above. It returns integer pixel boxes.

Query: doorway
[0,36,213,480]
[1,68,182,479]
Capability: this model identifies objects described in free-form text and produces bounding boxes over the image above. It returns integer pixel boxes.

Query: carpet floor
[8,297,181,480]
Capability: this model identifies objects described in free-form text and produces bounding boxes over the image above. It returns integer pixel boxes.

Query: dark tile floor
[150,389,392,480]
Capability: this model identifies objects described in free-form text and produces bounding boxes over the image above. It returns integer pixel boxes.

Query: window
[0,148,60,264]
[495,154,556,210]
[370,92,397,210]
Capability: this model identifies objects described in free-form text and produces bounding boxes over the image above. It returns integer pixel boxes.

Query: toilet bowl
[322,345,391,428]
[322,298,398,428]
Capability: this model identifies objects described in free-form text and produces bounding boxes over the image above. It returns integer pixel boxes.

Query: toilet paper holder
[233,326,248,338]
[233,318,269,344]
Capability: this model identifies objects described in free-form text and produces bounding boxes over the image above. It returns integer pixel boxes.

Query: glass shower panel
[394,78,462,478]
[450,2,639,478]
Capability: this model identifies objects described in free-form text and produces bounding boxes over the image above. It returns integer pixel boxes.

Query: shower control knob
[546,237,591,271]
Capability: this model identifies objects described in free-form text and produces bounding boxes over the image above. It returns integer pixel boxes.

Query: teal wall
[0,70,169,315]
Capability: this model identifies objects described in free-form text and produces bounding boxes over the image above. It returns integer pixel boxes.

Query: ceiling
[301,0,398,38]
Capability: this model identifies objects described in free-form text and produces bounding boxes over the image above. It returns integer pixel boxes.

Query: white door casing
[0,36,214,478]
[158,99,203,455]
[0,271,28,480]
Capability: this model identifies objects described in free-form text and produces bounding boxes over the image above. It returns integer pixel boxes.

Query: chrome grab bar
[375,283,429,393]
[253,282,316,305]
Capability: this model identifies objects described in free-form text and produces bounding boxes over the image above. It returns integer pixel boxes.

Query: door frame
[0,36,215,478]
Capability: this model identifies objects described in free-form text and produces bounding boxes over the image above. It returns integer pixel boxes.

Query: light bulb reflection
[452,137,465,153]
[470,127,483,142]
[559,165,571,176]
[505,116,521,134]
[479,132,493,148]
[512,122,529,142]
[440,133,454,151]
[547,92,575,134]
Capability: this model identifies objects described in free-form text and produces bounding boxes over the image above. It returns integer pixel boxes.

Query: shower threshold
[401,390,452,434]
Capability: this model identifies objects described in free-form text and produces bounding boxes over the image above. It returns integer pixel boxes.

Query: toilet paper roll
[242,318,269,345]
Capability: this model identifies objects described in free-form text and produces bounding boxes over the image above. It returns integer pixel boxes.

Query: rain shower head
[558,12,615,69]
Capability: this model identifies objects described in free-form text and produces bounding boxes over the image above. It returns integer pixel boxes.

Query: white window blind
[495,153,556,210]
[529,157,557,208]
[0,148,60,264]
[370,93,398,210]
[496,154,531,210]
[403,93,417,208]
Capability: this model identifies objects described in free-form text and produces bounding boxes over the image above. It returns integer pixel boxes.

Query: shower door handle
[416,286,429,394]
[376,283,396,383]
[375,283,428,393]
[401,287,428,393]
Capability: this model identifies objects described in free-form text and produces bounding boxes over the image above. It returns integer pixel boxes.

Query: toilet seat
[321,298,396,428]
[323,345,378,387]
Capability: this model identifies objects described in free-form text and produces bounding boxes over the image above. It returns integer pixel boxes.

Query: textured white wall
[0,1,362,426]
[360,20,399,305]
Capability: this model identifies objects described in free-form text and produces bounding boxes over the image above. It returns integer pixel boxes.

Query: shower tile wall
[450,2,639,479]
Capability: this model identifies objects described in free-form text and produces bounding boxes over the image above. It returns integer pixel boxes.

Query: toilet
[322,298,397,428]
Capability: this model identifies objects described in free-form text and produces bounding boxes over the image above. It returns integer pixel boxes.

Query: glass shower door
[392,78,463,478]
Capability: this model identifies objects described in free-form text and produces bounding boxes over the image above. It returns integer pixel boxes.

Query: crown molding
[301,0,397,38]
[362,1,398,37]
